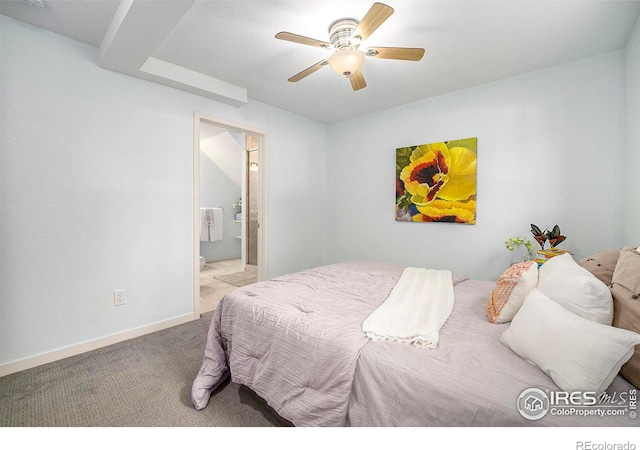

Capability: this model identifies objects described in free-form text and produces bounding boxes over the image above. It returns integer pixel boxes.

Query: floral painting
[395,137,477,224]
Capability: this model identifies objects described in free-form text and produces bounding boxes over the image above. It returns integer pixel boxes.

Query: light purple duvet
[191,261,638,427]
[191,261,407,426]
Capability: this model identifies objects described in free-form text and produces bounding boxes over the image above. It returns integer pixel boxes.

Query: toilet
[199,256,206,271]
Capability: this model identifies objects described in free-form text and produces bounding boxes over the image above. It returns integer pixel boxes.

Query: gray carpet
[0,312,291,427]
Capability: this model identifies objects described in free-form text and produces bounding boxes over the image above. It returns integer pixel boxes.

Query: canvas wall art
[396,137,477,224]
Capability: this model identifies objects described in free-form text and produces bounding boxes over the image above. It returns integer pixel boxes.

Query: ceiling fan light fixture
[328,48,365,77]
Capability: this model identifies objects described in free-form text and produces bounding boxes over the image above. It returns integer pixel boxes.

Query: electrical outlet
[113,289,125,306]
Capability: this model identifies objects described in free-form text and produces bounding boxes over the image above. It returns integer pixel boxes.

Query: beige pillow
[611,247,640,297]
[610,247,640,388]
[487,261,538,324]
[578,248,621,286]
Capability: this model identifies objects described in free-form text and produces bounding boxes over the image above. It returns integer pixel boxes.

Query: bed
[191,259,639,427]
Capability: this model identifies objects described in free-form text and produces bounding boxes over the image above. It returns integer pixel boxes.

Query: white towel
[204,209,215,227]
[199,208,208,241]
[209,207,223,242]
[199,207,224,242]
[362,268,454,349]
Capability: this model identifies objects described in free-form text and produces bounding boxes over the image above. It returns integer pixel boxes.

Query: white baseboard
[0,313,197,378]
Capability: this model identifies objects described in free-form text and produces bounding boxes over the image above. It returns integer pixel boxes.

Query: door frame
[193,112,268,318]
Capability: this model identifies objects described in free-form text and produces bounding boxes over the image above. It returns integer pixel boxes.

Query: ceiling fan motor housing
[328,19,361,50]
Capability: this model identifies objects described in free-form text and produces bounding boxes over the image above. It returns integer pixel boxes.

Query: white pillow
[537,253,613,325]
[538,252,579,284]
[500,288,640,395]
[487,261,538,323]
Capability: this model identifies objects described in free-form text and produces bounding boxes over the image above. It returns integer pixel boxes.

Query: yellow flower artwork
[396,137,477,224]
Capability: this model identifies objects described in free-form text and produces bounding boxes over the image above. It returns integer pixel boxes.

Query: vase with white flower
[505,237,534,263]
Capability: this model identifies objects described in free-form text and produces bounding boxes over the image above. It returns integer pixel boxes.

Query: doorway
[193,113,267,317]
[245,134,259,269]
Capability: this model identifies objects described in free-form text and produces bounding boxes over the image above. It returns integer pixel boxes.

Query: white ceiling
[2,0,640,124]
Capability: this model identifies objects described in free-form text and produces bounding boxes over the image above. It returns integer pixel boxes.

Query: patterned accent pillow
[487,261,538,324]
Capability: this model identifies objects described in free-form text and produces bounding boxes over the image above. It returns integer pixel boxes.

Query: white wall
[624,14,640,245]
[0,16,328,369]
[201,131,244,188]
[327,51,625,281]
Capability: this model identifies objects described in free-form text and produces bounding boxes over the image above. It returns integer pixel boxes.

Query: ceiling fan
[275,2,425,91]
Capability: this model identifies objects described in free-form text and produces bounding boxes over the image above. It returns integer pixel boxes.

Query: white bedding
[348,279,637,426]
[192,261,638,427]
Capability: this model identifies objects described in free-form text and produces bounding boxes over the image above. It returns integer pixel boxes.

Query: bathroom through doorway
[193,113,266,317]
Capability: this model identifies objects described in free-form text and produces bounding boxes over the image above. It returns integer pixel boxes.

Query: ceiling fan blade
[351,3,394,41]
[365,47,425,61]
[288,60,329,83]
[349,69,367,91]
[275,31,331,49]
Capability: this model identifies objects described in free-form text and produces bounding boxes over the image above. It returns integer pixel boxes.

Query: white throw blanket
[362,267,455,349]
